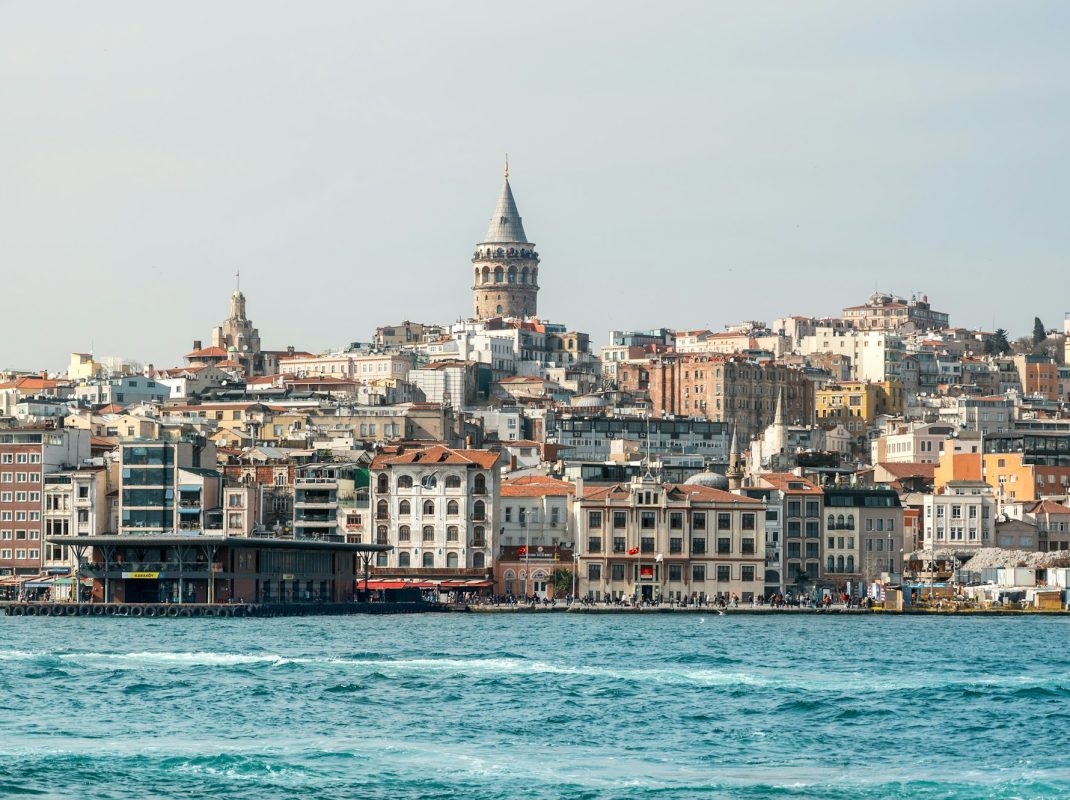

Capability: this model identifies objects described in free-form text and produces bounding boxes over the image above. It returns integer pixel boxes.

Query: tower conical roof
[482,170,528,244]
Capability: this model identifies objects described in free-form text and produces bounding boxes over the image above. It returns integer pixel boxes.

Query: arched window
[473,500,486,521]
[520,267,529,284]
[399,525,410,541]
[422,525,434,542]
[474,268,480,285]
[376,473,388,493]
[496,305,503,315]
[846,555,854,572]
[827,514,835,528]
[398,500,411,516]
[847,514,854,529]
[445,475,461,489]
[836,555,844,572]
[473,474,486,494]
[447,500,459,516]
[837,514,845,528]
[473,552,485,568]
[376,499,388,520]
[422,552,434,568]
[447,525,459,542]
[397,475,413,489]
[503,569,515,580]
[422,500,434,517]
[398,552,410,567]
[481,266,490,283]
[507,267,517,283]
[446,552,459,568]
[473,526,486,546]
[376,525,387,545]
[494,267,504,283]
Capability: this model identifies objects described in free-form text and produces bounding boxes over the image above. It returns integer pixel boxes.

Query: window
[717,513,731,530]
[641,511,655,529]
[399,525,411,542]
[741,513,755,531]
[613,511,627,529]
[717,537,731,554]
[422,500,435,517]
[692,564,706,582]
[375,526,388,545]
[376,473,388,493]
[422,525,434,542]
[398,500,411,516]
[692,512,706,530]
[447,526,459,542]
[473,500,486,520]
[669,537,682,554]
[668,564,682,581]
[398,552,411,567]
[588,511,602,529]
[445,475,462,489]
[587,536,602,553]
[422,552,434,568]
[587,563,602,581]
[670,512,683,530]
[473,474,487,494]
[691,537,706,555]
[611,564,625,581]
[787,500,801,518]
[472,526,486,547]
[741,565,755,582]
[613,536,626,553]
[397,475,413,490]
[741,538,755,555]
[447,500,459,516]
[641,536,654,553]
[716,565,731,582]
[805,501,820,518]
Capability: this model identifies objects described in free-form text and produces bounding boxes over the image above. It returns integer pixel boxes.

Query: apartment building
[575,475,765,603]
[0,428,90,577]
[118,437,218,534]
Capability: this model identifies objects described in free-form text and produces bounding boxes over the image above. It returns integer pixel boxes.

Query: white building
[799,328,904,383]
[370,446,500,571]
[922,481,996,551]
[871,422,956,464]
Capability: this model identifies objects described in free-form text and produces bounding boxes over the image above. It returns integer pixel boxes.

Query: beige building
[575,475,766,603]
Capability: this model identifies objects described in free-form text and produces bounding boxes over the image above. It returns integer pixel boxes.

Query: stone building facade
[472,162,539,320]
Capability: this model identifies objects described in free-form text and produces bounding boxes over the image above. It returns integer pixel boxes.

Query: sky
[2,1,1068,371]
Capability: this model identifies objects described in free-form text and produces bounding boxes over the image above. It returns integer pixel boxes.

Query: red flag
[517,546,527,556]
[627,547,639,556]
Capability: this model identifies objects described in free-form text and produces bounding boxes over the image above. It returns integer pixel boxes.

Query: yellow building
[815,380,903,437]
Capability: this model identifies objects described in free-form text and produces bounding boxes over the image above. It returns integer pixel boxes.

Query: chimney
[193,340,202,351]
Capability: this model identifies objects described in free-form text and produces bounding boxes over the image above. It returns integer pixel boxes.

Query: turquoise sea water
[1,614,1069,799]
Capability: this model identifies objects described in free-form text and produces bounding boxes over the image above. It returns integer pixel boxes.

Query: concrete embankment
[0,601,432,618]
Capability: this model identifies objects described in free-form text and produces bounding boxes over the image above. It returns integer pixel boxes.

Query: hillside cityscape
[2,161,1068,610]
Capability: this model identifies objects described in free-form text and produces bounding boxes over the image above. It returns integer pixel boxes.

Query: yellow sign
[123,571,160,579]
[282,574,294,581]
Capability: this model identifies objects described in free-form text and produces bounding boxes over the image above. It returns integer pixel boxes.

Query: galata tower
[472,159,539,319]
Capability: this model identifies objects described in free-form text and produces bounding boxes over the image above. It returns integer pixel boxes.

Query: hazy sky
[2,1,1068,371]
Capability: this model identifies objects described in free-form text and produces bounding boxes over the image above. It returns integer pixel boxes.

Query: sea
[0,613,1068,799]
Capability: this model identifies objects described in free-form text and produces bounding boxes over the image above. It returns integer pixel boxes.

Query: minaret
[770,388,787,454]
[727,428,744,491]
[472,158,540,319]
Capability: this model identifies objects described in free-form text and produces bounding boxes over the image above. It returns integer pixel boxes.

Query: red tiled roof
[581,483,760,504]
[501,477,575,497]
[371,445,500,470]
[758,473,824,495]
[877,462,936,479]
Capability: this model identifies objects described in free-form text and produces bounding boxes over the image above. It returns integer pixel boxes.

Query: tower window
[496,305,503,314]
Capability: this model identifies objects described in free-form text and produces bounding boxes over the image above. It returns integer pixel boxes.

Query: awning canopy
[361,578,493,590]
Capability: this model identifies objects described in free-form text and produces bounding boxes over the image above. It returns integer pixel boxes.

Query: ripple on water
[0,615,1068,799]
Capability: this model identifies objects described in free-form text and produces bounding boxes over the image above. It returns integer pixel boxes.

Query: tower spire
[504,153,509,179]
[235,269,240,293]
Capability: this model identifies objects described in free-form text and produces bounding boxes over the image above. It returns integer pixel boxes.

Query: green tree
[1033,317,1046,345]
[552,568,573,597]
[990,328,1010,355]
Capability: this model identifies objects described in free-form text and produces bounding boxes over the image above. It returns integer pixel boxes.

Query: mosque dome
[683,468,729,490]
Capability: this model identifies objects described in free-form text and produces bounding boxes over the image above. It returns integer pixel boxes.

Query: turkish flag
[627,547,639,556]
[517,546,527,556]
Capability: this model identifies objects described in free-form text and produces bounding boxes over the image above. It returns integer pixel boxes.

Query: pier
[0,601,432,618]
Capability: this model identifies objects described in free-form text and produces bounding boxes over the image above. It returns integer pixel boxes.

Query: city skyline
[3,1,1069,369]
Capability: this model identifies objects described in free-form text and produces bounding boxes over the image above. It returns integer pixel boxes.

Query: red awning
[360,581,409,590]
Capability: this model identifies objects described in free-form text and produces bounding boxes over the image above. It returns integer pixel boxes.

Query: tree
[989,328,1011,355]
[552,568,573,597]
[1033,317,1046,345]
